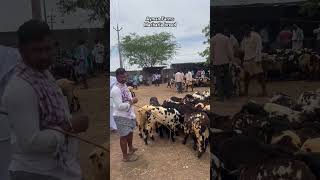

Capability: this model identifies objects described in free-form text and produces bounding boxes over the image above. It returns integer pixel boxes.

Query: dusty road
[73,74,108,180]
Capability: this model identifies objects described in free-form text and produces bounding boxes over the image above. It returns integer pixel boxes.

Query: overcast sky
[110,0,209,72]
[0,0,102,32]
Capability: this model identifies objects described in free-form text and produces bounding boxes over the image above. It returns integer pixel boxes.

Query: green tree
[57,0,108,22]
[199,24,210,63]
[121,32,179,68]
[300,0,320,17]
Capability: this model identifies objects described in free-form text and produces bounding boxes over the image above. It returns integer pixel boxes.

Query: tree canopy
[199,24,210,63]
[121,32,179,68]
[56,0,108,22]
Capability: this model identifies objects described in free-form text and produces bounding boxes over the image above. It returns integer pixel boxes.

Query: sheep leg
[197,137,203,158]
[183,133,189,145]
[158,126,164,138]
[138,126,143,138]
[171,133,175,142]
[192,135,197,150]
[143,129,149,145]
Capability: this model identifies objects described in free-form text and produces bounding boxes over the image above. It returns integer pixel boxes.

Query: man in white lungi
[110,76,117,131]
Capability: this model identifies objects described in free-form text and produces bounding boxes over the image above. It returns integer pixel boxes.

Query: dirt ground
[110,84,210,180]
[74,75,320,180]
[73,74,108,180]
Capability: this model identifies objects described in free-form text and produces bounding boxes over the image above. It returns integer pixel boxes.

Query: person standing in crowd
[201,70,205,79]
[110,68,139,162]
[196,70,201,78]
[292,24,304,50]
[211,25,233,101]
[224,28,239,55]
[241,25,267,97]
[175,70,184,93]
[2,19,89,180]
[224,27,240,65]
[279,26,293,49]
[75,40,89,89]
[110,76,117,132]
[153,73,157,86]
[156,73,161,86]
[185,70,193,92]
[92,39,105,73]
[139,73,143,85]
[313,24,320,53]
[132,74,138,90]
[87,50,95,77]
[260,26,270,52]
[0,45,21,180]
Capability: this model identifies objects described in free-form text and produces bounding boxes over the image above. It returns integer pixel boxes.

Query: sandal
[128,147,138,155]
[122,154,138,162]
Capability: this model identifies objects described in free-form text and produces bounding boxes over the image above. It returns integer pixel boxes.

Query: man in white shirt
[152,73,156,86]
[92,39,105,72]
[154,73,160,86]
[175,70,184,93]
[139,74,143,85]
[292,24,304,50]
[110,68,139,162]
[185,71,193,92]
[211,26,234,101]
[313,24,320,53]
[3,19,88,180]
[241,25,267,97]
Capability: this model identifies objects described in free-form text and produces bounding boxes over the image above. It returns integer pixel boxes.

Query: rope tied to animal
[0,110,109,152]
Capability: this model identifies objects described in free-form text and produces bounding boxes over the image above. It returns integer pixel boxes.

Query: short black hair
[17,19,51,45]
[115,68,126,76]
[95,39,99,44]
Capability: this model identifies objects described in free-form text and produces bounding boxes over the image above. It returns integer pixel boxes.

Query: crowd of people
[51,37,105,89]
[211,23,320,101]
[259,24,320,52]
[152,73,161,86]
[211,24,267,101]
[173,69,208,93]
